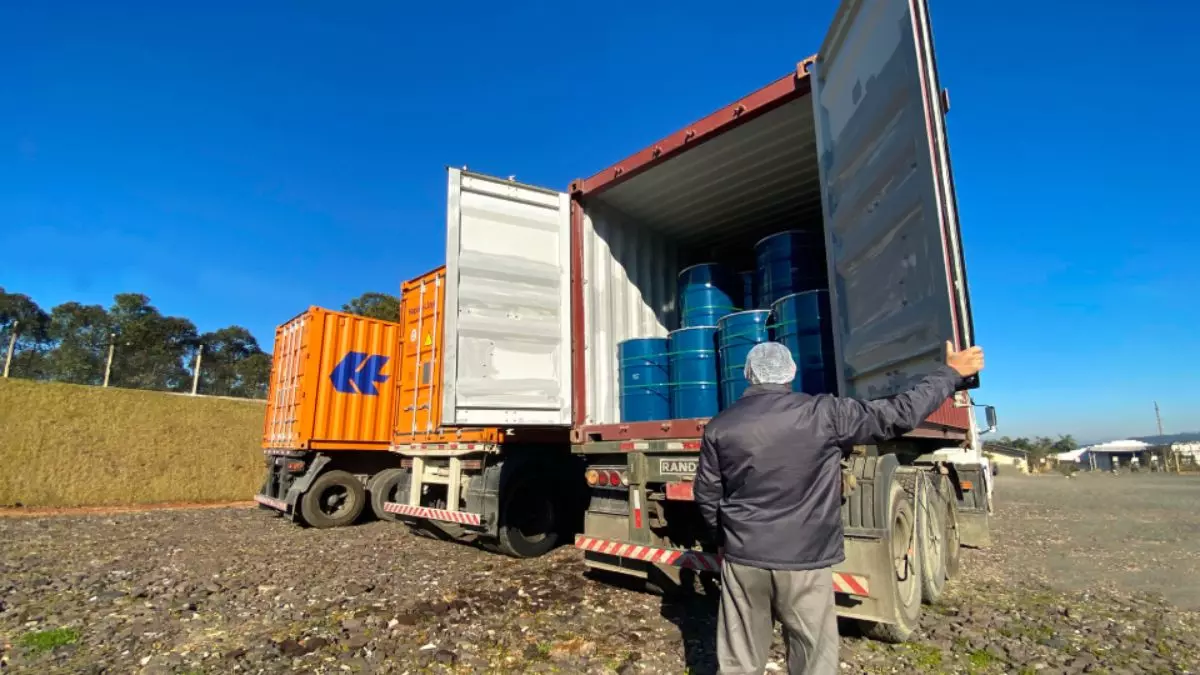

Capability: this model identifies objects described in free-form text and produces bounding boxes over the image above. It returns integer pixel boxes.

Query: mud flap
[283,454,331,523]
[956,511,990,549]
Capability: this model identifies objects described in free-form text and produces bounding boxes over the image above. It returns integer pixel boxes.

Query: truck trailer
[272,0,999,642]
[255,307,406,528]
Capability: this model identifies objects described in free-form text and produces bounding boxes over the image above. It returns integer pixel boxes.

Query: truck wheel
[934,475,962,579]
[496,483,559,558]
[299,470,365,529]
[861,480,923,643]
[368,469,407,522]
[916,479,948,604]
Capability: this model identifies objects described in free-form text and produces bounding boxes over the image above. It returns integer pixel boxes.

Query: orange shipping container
[263,307,402,451]
[391,266,502,446]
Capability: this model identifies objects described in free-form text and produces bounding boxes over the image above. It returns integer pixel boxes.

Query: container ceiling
[590,97,823,252]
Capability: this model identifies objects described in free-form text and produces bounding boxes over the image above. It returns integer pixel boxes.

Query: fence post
[191,345,204,395]
[103,334,116,388]
[3,320,17,378]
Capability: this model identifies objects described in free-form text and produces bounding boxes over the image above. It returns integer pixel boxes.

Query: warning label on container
[424,334,432,346]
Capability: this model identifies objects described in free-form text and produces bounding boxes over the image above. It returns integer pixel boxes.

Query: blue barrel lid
[717,308,772,324]
[677,262,726,277]
[753,229,817,250]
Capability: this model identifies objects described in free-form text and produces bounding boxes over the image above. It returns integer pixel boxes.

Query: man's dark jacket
[694,366,962,570]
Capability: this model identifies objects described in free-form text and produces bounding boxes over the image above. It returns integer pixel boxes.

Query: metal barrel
[716,310,772,408]
[754,230,827,307]
[667,327,720,420]
[738,270,756,310]
[617,337,670,422]
[771,290,836,396]
[678,263,738,328]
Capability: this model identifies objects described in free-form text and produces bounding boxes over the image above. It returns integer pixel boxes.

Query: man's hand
[945,341,985,378]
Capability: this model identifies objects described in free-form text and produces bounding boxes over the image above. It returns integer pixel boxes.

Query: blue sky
[2,1,1197,439]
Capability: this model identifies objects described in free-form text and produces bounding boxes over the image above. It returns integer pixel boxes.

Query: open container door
[442,168,573,426]
[811,0,975,400]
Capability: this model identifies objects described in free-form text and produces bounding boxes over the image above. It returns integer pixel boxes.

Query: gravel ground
[2,474,1198,674]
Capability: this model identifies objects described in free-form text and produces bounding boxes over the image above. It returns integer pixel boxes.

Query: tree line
[0,288,401,399]
[984,435,1079,463]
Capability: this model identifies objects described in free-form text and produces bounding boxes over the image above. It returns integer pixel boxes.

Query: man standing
[695,341,985,674]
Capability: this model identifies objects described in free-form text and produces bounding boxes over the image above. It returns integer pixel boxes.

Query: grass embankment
[0,378,264,507]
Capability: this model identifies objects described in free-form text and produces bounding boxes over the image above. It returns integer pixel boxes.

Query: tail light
[585,468,629,488]
[285,460,306,473]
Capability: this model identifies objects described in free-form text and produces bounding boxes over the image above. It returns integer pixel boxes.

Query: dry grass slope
[0,379,264,507]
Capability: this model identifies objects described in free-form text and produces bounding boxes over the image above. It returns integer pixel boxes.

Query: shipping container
[390,266,503,447]
[256,308,408,529]
[262,307,402,451]
[439,7,974,441]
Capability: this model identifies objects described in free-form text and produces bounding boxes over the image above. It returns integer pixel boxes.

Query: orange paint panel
[262,307,402,451]
[390,267,504,446]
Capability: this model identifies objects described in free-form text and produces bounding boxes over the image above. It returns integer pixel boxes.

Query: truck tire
[933,474,962,579]
[861,479,923,643]
[912,474,948,604]
[496,479,559,558]
[368,468,407,522]
[299,470,365,529]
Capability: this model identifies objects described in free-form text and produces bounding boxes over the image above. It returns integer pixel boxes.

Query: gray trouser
[717,561,839,675]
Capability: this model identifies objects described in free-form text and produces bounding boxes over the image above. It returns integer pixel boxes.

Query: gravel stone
[1,474,1198,673]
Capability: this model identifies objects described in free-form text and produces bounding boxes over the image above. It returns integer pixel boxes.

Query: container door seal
[811,0,975,399]
[442,168,573,426]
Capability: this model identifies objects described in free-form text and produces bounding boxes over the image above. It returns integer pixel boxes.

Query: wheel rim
[508,490,553,542]
[946,500,960,550]
[924,499,943,574]
[319,485,352,517]
[892,503,919,607]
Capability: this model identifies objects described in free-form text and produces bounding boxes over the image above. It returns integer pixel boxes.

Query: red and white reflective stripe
[631,490,643,529]
[575,536,721,572]
[254,494,288,511]
[832,572,870,597]
[575,535,870,596]
[618,442,650,452]
[382,502,482,526]
[664,441,702,450]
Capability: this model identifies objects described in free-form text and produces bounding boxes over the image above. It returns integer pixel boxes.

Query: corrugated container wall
[580,204,682,426]
[393,267,447,438]
[391,266,504,446]
[262,307,402,451]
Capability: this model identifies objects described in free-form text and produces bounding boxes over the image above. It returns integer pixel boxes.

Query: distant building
[1059,440,1153,471]
[984,445,1029,473]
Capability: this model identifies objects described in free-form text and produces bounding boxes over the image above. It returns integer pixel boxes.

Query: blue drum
[678,263,738,328]
[618,338,670,422]
[716,310,772,408]
[754,230,827,306]
[667,327,719,419]
[739,270,756,310]
[771,291,837,396]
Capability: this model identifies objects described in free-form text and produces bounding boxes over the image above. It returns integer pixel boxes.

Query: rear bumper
[575,535,871,598]
[254,494,289,512]
[382,501,485,528]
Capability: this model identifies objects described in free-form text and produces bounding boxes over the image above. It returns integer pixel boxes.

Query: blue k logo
[329,352,390,396]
